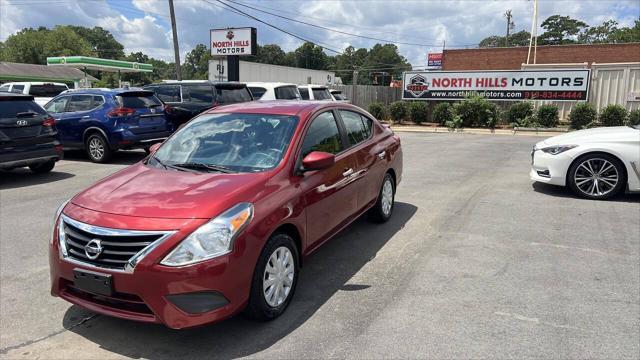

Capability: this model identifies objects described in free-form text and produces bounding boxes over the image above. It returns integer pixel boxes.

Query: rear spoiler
[214,83,248,90]
[116,90,155,97]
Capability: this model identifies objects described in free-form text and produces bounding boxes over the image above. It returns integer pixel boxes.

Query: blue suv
[44,88,174,162]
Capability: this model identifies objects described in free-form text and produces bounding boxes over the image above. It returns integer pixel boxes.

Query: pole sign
[210,27,257,56]
[402,69,590,101]
[427,53,443,68]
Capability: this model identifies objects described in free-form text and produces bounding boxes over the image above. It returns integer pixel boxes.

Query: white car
[297,85,333,101]
[330,89,350,103]
[0,82,69,106]
[530,126,640,199]
[246,82,300,100]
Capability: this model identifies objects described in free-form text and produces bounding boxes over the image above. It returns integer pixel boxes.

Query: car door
[337,109,388,210]
[298,110,359,249]
[45,95,75,145]
[60,95,98,146]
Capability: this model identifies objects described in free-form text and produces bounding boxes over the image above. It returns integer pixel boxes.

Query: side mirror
[301,151,335,171]
[149,143,162,154]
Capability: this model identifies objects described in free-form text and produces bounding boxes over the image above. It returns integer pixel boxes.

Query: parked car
[143,81,253,127]
[330,89,350,103]
[50,101,402,329]
[247,82,301,100]
[44,88,173,163]
[530,126,640,199]
[297,85,333,101]
[0,82,69,106]
[0,93,63,173]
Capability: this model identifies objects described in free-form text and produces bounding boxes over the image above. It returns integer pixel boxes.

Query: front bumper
[49,205,259,329]
[529,147,574,186]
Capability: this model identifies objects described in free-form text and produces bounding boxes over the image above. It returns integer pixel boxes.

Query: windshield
[151,113,298,173]
[116,93,162,109]
[312,88,332,100]
[215,87,253,104]
[275,86,300,100]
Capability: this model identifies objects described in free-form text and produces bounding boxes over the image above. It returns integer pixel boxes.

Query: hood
[71,163,270,219]
[537,126,639,148]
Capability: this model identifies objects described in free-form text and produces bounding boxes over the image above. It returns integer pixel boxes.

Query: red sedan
[49,101,403,329]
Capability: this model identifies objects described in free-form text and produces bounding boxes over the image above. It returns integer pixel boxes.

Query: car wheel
[245,233,299,321]
[567,153,626,200]
[85,133,112,163]
[28,160,55,174]
[369,172,395,223]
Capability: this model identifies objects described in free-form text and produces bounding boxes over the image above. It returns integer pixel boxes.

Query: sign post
[210,27,257,82]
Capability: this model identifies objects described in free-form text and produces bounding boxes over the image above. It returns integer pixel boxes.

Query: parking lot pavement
[1,133,638,359]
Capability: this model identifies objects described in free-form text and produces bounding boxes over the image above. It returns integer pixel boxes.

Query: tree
[360,44,410,85]
[246,44,292,66]
[539,15,588,45]
[609,18,640,43]
[479,30,531,47]
[331,46,368,84]
[182,44,211,80]
[0,26,94,64]
[67,26,124,59]
[578,20,619,44]
[294,42,328,70]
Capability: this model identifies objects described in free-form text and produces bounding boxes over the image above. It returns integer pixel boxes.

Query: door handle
[342,168,354,177]
[378,151,386,160]
[81,115,90,119]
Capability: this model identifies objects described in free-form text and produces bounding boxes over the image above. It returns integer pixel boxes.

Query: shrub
[568,103,597,129]
[453,94,500,128]
[388,101,408,123]
[506,102,534,127]
[599,104,628,127]
[408,101,428,124]
[536,104,560,128]
[627,109,640,126]
[433,103,454,125]
[368,102,386,120]
[445,114,463,130]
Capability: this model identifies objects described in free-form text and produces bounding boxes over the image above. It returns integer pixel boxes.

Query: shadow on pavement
[62,149,147,166]
[532,182,640,203]
[0,169,75,190]
[63,202,418,359]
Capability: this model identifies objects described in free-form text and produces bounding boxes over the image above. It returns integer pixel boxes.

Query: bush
[536,104,560,128]
[388,101,408,123]
[368,102,386,120]
[453,94,500,128]
[568,103,597,130]
[599,104,628,127]
[445,114,464,130]
[408,101,428,124]
[627,109,640,126]
[506,102,534,126]
[433,103,454,125]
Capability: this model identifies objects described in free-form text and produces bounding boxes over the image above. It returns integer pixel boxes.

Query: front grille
[61,279,154,317]
[61,217,167,271]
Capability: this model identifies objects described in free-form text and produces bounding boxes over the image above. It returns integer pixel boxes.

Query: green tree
[249,44,291,66]
[294,42,328,70]
[479,30,531,47]
[539,15,588,45]
[67,26,124,59]
[578,20,619,44]
[182,44,211,80]
[1,26,94,64]
[332,46,368,84]
[360,44,410,85]
[609,18,640,43]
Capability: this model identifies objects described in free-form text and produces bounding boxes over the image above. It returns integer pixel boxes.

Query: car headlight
[540,144,578,155]
[52,199,70,247]
[161,202,254,266]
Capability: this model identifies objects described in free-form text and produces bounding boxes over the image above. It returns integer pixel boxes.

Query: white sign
[403,69,591,101]
[210,27,256,56]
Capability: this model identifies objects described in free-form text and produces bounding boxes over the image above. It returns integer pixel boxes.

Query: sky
[0,0,638,67]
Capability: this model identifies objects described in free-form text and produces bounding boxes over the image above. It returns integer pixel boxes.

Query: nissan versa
[50,101,402,329]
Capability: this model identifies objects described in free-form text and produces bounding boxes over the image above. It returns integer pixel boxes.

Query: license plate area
[73,268,113,296]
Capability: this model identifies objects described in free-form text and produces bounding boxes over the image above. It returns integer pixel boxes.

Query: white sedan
[531,126,640,199]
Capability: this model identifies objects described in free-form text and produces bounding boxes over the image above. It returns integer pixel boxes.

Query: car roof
[2,82,67,86]
[206,100,363,117]
[0,92,35,100]
[59,88,153,95]
[298,84,328,89]
[147,81,246,86]
[246,82,297,87]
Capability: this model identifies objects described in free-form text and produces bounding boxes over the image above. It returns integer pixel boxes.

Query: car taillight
[164,104,174,114]
[43,117,56,129]
[108,107,136,117]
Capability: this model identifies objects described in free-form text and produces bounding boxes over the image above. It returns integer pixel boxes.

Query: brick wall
[442,43,640,70]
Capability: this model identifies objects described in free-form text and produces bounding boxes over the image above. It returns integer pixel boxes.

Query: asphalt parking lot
[1,132,638,359]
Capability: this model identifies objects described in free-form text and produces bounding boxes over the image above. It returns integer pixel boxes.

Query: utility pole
[168,0,182,80]
[504,10,514,47]
[526,0,538,64]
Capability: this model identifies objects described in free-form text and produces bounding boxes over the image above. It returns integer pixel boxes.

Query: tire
[85,133,112,163]
[369,172,395,223]
[245,233,299,321]
[567,153,626,200]
[28,160,55,174]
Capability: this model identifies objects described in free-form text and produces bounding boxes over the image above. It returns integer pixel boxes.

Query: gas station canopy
[46,56,153,73]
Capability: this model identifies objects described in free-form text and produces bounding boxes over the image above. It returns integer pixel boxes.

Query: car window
[92,96,105,107]
[312,88,332,100]
[0,85,10,92]
[0,99,47,118]
[116,92,162,109]
[67,95,94,112]
[275,86,300,100]
[333,94,346,100]
[339,110,373,146]
[215,87,252,104]
[29,84,67,97]
[186,86,213,104]
[248,87,267,99]
[150,85,181,102]
[300,111,344,157]
[45,96,70,113]
[299,87,310,100]
[12,85,25,93]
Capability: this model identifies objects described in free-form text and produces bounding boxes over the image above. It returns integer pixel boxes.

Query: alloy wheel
[381,178,394,216]
[263,246,295,308]
[573,158,619,197]
[89,137,105,160]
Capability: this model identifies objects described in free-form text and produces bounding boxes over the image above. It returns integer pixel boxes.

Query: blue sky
[1,0,638,66]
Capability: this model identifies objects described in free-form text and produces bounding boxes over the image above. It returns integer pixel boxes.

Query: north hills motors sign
[402,69,591,101]
[210,27,257,56]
